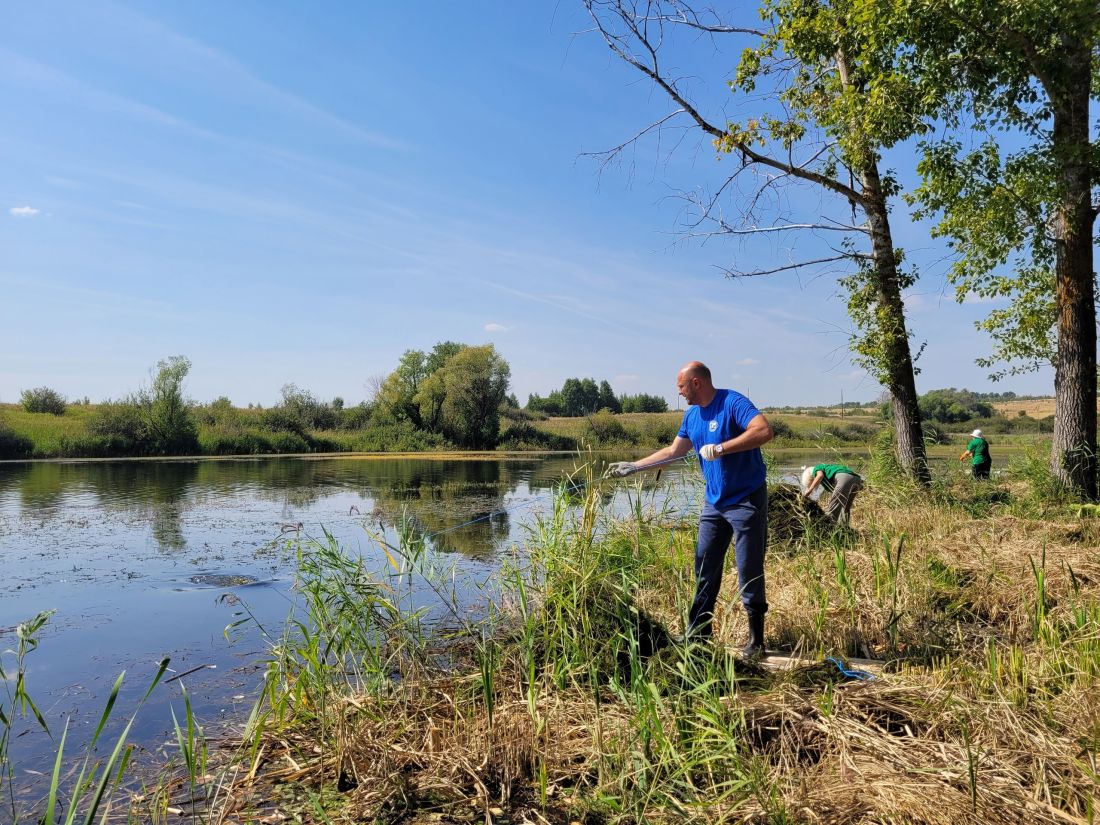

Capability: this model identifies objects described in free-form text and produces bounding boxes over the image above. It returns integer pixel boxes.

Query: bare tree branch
[579,109,686,171]
[582,0,867,206]
[687,222,870,238]
[720,253,871,279]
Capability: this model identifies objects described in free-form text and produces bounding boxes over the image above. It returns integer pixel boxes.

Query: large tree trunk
[1050,44,1098,500]
[861,162,932,485]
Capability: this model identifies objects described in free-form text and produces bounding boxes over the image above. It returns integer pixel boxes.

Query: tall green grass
[0,609,178,823]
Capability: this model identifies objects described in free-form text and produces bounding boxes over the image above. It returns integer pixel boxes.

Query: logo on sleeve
[708,421,718,432]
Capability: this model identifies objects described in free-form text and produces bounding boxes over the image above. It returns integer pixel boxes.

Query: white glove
[607,461,639,478]
[698,443,724,461]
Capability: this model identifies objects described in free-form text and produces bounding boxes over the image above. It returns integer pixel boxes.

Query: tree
[374,349,429,426]
[527,392,565,416]
[584,0,932,483]
[20,387,67,415]
[432,345,512,448]
[560,378,600,416]
[881,0,1099,498]
[620,392,669,413]
[597,379,621,413]
[918,388,995,424]
[137,356,198,455]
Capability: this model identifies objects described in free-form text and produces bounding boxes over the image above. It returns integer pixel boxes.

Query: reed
[158,457,1100,823]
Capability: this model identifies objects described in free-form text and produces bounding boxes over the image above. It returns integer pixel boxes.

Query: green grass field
[1,401,1056,460]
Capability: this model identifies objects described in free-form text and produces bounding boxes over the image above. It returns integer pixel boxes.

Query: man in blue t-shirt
[609,361,774,658]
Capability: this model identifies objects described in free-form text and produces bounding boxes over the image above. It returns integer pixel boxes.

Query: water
[0,451,851,797]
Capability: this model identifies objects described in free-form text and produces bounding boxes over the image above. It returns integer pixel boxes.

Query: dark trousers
[972,461,991,480]
[688,483,768,636]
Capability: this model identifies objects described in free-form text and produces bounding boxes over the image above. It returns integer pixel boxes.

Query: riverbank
[162,459,1097,823]
[0,402,1052,461]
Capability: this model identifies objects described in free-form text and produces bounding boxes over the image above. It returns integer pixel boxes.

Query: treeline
[526,377,668,416]
[0,342,513,459]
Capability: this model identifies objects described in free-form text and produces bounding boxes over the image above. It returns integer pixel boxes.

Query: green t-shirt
[813,463,859,490]
[967,437,990,465]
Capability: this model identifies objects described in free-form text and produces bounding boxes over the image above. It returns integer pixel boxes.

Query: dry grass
[205,472,1100,824]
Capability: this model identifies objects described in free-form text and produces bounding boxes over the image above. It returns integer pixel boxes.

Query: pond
[0,450,865,799]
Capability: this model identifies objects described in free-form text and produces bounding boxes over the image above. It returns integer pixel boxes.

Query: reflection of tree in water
[365,461,526,558]
[193,458,330,509]
[83,462,199,552]
[13,463,71,513]
[10,461,197,552]
[3,455,587,556]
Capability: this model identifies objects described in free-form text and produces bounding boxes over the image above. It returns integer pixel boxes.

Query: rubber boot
[742,612,765,660]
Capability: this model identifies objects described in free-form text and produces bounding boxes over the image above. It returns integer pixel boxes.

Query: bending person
[609,361,774,657]
[801,463,863,526]
[960,428,992,479]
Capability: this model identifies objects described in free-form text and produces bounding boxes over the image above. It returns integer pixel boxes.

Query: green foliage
[597,380,620,413]
[583,409,636,447]
[619,392,668,413]
[87,401,145,451]
[497,422,576,451]
[337,402,373,430]
[0,428,34,459]
[137,356,199,455]
[278,384,339,430]
[919,388,995,423]
[341,421,446,452]
[260,405,307,436]
[769,419,797,441]
[430,345,511,449]
[20,387,66,415]
[528,378,632,416]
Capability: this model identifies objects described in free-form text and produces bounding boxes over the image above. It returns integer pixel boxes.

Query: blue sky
[1,2,1056,408]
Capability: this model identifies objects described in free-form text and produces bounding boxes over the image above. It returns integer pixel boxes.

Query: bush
[56,434,135,458]
[918,388,995,423]
[768,419,797,441]
[87,402,145,452]
[20,387,67,415]
[637,417,680,447]
[194,396,241,427]
[279,384,340,430]
[266,432,312,454]
[497,423,576,451]
[921,421,947,445]
[261,406,308,436]
[822,423,876,443]
[343,422,447,452]
[338,403,374,430]
[584,410,635,447]
[0,428,34,459]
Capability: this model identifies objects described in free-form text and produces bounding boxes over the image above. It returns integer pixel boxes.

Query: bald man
[609,361,773,657]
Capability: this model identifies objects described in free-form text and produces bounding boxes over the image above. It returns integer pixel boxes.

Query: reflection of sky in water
[0,453,830,788]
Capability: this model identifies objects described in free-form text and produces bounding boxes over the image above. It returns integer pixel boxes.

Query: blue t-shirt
[677,389,767,508]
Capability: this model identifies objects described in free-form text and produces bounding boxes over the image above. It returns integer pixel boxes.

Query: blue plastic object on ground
[825,655,876,681]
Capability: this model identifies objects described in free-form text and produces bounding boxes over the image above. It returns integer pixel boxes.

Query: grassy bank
[165,456,1100,824]
[1,401,1055,460]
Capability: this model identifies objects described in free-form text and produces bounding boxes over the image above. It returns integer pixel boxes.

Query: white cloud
[614,373,640,383]
[484,322,507,332]
[736,357,760,366]
[10,206,39,217]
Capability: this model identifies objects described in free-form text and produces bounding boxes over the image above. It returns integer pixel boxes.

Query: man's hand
[607,461,639,478]
[698,443,724,461]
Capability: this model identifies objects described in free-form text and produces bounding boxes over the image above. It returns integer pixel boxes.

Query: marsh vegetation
[17,451,1084,824]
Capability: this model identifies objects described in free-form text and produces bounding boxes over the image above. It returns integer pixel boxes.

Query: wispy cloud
[736,357,759,366]
[484,322,507,332]
[0,49,225,142]
[10,206,39,217]
[614,373,640,383]
[99,4,404,150]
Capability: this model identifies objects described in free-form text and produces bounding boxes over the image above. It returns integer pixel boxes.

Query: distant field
[993,398,1058,418]
[535,411,682,438]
